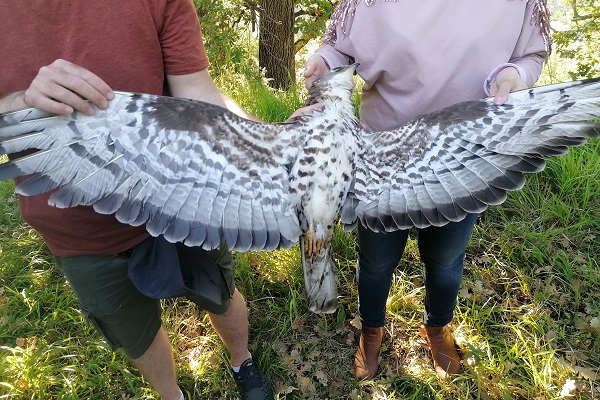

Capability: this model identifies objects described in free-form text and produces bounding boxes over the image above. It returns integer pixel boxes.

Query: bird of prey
[1,64,599,314]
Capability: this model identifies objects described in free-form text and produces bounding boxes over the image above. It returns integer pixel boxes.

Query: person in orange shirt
[0,1,272,399]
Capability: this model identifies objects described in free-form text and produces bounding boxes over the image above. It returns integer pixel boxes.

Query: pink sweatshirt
[316,0,548,131]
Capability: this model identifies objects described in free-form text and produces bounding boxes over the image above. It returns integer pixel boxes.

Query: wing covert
[349,78,600,232]
[0,92,304,250]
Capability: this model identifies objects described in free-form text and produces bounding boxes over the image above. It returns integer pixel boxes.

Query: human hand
[489,67,527,106]
[286,103,324,121]
[303,55,330,90]
[23,59,114,115]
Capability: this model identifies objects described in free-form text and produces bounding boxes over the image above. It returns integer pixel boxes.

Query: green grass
[1,85,599,400]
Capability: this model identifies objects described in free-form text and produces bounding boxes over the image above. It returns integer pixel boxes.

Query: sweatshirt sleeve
[484,0,548,94]
[315,43,354,69]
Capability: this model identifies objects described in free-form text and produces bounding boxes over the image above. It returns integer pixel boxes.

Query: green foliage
[193,0,258,77]
[551,0,600,79]
[293,0,337,53]
[194,0,337,82]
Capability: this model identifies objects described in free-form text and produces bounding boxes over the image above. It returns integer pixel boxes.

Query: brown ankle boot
[354,326,383,380]
[421,325,461,379]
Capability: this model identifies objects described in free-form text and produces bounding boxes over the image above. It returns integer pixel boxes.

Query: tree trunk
[259,0,295,90]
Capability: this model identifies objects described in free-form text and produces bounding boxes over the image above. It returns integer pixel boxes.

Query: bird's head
[306,63,358,107]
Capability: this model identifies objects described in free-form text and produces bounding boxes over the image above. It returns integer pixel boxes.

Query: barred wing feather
[349,78,600,232]
[0,92,303,251]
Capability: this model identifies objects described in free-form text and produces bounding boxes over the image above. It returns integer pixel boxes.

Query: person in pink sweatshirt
[304,0,550,380]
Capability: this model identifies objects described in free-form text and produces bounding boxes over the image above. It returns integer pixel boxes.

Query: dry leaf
[291,317,305,331]
[271,340,288,355]
[573,366,599,380]
[475,254,492,264]
[565,350,589,362]
[458,287,472,299]
[281,354,296,369]
[297,375,315,394]
[545,330,558,342]
[276,385,296,395]
[350,314,362,330]
[346,331,355,346]
[314,369,328,386]
[559,236,571,249]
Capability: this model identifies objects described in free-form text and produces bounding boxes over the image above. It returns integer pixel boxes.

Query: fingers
[287,103,324,120]
[492,81,512,105]
[491,67,528,105]
[23,59,114,115]
[303,55,329,90]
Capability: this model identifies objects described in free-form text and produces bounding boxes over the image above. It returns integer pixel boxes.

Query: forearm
[167,70,261,121]
[221,94,260,121]
[0,91,26,113]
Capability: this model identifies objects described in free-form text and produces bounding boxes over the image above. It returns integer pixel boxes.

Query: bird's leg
[304,227,317,257]
[304,222,331,257]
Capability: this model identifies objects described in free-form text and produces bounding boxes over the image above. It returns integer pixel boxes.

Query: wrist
[0,91,27,113]
[483,63,524,95]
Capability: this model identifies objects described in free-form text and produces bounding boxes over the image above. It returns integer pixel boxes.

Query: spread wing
[0,92,304,251]
[345,78,600,232]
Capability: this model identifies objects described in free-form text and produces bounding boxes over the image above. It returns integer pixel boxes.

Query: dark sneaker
[233,358,273,400]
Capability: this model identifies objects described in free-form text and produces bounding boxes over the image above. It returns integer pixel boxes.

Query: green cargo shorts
[54,244,235,359]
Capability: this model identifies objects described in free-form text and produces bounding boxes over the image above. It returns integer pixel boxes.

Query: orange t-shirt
[0,0,210,256]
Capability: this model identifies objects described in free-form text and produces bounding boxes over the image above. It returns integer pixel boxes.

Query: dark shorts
[54,244,235,359]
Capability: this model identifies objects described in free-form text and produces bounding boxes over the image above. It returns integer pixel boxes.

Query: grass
[0,77,599,399]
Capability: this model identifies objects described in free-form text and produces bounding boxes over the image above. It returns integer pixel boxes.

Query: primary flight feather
[1,64,599,313]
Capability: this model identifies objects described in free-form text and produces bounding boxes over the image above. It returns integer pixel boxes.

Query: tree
[259,0,295,89]
[195,0,337,88]
[257,0,337,89]
[194,0,258,77]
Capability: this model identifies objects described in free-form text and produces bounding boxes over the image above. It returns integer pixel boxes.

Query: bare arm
[167,69,260,121]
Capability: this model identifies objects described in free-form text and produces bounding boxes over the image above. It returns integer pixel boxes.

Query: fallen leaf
[458,287,472,299]
[297,375,316,394]
[350,315,362,330]
[573,366,599,380]
[275,383,296,395]
[545,330,558,342]
[271,340,288,355]
[291,317,305,331]
[314,369,328,386]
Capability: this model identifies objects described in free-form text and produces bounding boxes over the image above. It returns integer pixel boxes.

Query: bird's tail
[300,237,338,314]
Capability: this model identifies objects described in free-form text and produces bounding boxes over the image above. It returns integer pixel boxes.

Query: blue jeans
[356,214,478,328]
